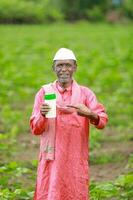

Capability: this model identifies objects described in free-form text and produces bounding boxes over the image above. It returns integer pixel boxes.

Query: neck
[58,80,72,89]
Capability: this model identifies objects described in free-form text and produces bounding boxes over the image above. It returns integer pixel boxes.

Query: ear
[52,62,56,72]
[73,64,77,72]
[52,64,55,72]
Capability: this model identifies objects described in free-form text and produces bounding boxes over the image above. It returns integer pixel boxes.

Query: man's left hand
[67,104,99,125]
[67,104,91,117]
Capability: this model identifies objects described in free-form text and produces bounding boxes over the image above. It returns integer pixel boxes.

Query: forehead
[54,59,75,65]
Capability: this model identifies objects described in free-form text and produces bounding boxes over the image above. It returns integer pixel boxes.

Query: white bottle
[44,93,56,118]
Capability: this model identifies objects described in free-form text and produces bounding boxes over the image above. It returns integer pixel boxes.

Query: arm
[67,89,108,129]
[85,90,108,129]
[30,88,48,135]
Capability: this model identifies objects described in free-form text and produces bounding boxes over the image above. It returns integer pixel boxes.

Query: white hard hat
[53,48,77,61]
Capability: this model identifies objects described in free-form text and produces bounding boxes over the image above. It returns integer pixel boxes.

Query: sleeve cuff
[95,115,108,129]
[31,112,48,135]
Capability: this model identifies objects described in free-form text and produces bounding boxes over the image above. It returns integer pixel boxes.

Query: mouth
[59,74,70,78]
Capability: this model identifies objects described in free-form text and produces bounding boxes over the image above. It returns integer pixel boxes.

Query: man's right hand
[40,103,51,116]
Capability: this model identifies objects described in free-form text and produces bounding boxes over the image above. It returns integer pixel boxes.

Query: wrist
[87,112,99,125]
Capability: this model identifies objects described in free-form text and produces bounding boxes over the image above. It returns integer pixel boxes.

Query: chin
[59,78,70,83]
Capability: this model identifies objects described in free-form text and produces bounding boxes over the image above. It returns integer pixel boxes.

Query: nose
[61,64,68,71]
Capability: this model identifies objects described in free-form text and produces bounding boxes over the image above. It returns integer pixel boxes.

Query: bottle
[44,93,56,118]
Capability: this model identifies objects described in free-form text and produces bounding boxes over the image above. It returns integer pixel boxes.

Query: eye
[56,64,62,69]
[66,63,71,67]
[57,64,62,67]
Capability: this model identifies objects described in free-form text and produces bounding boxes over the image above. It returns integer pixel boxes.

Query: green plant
[85,6,104,21]
[90,173,133,200]
[123,0,133,19]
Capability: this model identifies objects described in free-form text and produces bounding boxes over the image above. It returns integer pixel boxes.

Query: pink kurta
[30,80,108,200]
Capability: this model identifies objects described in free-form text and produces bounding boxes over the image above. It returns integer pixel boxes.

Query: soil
[90,130,133,182]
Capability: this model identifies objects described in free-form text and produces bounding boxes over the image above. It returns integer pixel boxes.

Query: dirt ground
[16,129,133,182]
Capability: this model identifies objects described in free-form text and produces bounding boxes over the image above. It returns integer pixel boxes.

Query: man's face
[53,60,77,84]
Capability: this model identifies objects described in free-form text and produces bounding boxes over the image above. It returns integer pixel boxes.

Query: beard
[58,74,71,83]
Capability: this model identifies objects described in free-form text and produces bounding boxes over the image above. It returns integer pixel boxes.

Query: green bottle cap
[44,93,56,100]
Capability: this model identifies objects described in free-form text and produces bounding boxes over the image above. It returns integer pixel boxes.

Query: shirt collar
[56,81,72,93]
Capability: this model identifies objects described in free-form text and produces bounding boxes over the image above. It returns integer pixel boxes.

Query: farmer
[30,48,108,200]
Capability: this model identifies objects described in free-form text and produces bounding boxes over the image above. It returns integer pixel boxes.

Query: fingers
[40,104,51,116]
[41,103,50,107]
[41,104,51,110]
[67,105,79,109]
[77,112,85,117]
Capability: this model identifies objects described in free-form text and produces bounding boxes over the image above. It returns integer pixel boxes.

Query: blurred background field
[0,0,133,23]
[0,1,133,199]
[0,23,132,132]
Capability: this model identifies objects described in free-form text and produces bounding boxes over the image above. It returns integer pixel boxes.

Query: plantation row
[0,131,133,199]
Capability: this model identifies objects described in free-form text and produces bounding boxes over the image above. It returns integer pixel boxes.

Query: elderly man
[30,48,108,200]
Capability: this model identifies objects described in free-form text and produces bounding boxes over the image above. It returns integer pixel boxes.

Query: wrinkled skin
[53,59,77,88]
[40,59,99,125]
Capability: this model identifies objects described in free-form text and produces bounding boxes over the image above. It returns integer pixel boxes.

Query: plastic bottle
[44,93,56,118]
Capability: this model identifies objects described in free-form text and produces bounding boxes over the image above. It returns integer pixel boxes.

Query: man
[30,48,108,200]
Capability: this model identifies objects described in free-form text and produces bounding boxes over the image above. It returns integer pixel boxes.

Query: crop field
[0,22,133,199]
